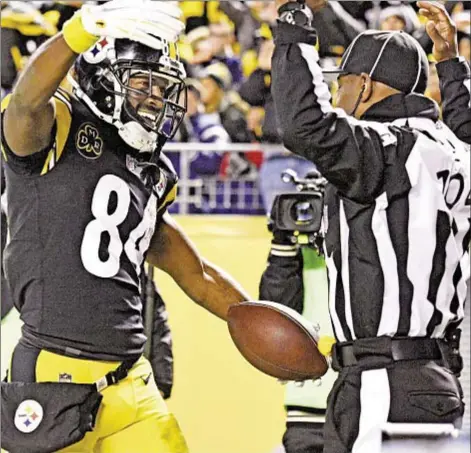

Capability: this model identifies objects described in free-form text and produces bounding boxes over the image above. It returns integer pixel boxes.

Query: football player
[1,2,250,452]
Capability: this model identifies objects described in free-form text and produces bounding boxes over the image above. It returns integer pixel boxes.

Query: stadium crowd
[1,0,470,213]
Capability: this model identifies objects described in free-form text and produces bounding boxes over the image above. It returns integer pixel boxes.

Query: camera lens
[292,201,315,225]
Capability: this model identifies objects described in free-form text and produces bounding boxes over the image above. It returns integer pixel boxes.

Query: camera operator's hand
[418,1,459,62]
[271,229,296,246]
[269,205,296,247]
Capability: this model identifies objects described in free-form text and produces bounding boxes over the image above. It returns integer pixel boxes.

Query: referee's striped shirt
[272,27,471,342]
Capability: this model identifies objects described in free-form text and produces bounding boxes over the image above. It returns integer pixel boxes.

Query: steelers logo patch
[14,400,44,433]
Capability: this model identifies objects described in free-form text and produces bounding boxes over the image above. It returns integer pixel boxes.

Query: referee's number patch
[437,170,468,210]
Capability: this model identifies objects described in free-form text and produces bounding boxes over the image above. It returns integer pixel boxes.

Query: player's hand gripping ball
[228,301,329,381]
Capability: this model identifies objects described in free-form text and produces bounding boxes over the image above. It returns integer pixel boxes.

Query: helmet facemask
[71,37,187,154]
[114,61,187,141]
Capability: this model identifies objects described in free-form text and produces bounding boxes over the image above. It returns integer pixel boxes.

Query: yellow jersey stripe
[1,143,8,162]
[54,91,72,114]
[1,95,12,162]
[52,96,72,164]
[1,93,72,173]
[40,149,55,176]
[157,185,178,213]
[1,94,12,113]
[56,87,71,103]
[10,46,25,72]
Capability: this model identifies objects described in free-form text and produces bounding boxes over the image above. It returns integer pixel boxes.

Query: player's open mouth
[139,111,158,121]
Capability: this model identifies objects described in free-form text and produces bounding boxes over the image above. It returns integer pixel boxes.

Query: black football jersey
[1,89,177,360]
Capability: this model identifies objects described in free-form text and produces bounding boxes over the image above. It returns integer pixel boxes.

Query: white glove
[80,0,185,49]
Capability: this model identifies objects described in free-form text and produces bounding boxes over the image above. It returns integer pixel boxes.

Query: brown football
[227,301,328,381]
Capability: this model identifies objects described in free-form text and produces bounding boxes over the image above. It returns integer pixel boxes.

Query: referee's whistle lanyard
[349,84,366,118]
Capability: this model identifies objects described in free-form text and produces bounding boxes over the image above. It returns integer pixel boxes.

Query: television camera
[268,168,327,250]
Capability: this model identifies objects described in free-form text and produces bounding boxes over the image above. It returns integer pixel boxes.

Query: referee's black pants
[324,337,464,453]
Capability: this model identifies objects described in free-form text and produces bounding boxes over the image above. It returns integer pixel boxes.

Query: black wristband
[278,1,313,28]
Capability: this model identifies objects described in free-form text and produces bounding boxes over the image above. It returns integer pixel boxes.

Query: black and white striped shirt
[272,22,470,341]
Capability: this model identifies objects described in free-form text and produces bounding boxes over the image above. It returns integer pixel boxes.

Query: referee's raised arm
[418,1,471,144]
[271,2,391,204]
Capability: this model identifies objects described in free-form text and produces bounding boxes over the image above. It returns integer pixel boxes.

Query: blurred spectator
[451,1,471,35]
[239,34,278,143]
[225,0,366,60]
[185,24,243,88]
[340,1,373,24]
[185,26,213,68]
[200,62,253,144]
[237,27,316,213]
[458,31,470,62]
[1,1,56,91]
[180,0,231,34]
[176,78,230,145]
[378,4,421,33]
[199,62,257,178]
[209,22,244,86]
[41,1,85,31]
[1,1,81,93]
[246,1,279,26]
[218,1,261,54]
[174,78,230,178]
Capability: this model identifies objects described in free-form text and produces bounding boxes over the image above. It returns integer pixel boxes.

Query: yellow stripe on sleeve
[52,96,72,163]
[1,95,12,162]
[1,94,12,113]
[0,93,71,172]
[40,149,55,176]
[1,143,8,162]
[157,185,178,213]
[10,46,26,72]
[39,95,72,175]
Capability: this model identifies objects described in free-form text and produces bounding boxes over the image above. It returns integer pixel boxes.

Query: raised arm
[2,13,98,156]
[418,1,471,144]
[271,18,389,203]
[436,58,471,144]
[146,214,250,321]
[311,0,366,56]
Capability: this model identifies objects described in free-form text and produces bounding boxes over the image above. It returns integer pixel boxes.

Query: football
[227,301,329,381]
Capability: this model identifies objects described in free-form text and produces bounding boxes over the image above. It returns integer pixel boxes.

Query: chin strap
[118,121,158,153]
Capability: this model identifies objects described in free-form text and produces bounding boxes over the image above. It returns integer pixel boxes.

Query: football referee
[272,1,470,452]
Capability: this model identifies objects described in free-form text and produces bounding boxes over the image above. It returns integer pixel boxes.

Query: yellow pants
[18,350,189,453]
